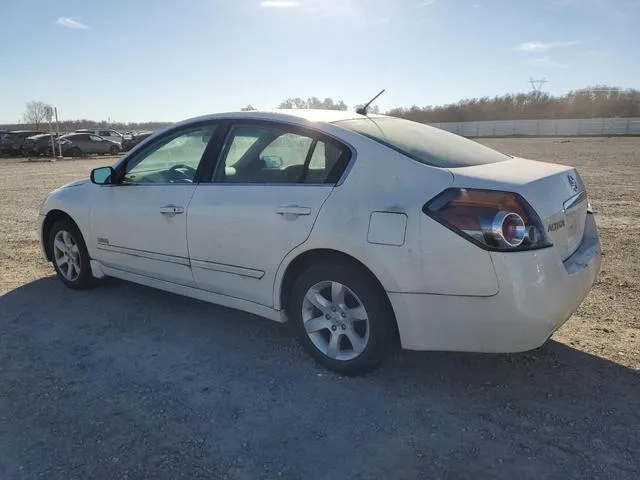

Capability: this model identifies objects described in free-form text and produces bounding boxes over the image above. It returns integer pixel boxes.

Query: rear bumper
[390,214,601,352]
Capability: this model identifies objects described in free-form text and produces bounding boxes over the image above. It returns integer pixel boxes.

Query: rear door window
[213,123,349,184]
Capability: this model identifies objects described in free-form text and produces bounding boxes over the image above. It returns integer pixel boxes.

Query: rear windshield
[335,117,510,168]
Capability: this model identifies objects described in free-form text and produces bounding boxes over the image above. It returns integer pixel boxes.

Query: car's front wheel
[49,219,95,289]
[289,262,395,376]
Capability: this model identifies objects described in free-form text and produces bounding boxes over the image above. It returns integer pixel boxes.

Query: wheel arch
[277,248,398,333]
[42,209,82,261]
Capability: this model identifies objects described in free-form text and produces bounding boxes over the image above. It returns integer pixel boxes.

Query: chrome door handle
[160,205,184,216]
[276,205,311,216]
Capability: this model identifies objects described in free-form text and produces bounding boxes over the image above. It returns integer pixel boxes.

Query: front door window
[123,125,217,184]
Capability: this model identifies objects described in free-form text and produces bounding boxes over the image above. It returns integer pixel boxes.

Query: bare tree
[278,97,348,110]
[23,101,52,130]
[278,97,307,109]
[240,104,256,111]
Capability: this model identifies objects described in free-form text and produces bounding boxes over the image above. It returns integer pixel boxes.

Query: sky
[1,0,639,123]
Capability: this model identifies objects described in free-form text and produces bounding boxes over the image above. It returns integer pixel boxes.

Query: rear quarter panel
[273,131,500,308]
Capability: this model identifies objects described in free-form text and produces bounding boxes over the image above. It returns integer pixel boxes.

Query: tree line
[4,86,639,132]
[387,86,640,123]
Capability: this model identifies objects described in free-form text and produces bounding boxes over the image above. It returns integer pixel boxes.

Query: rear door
[187,121,351,307]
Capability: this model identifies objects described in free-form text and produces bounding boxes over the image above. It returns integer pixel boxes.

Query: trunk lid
[449,157,588,260]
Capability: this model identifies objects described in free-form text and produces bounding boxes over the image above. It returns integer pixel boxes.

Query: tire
[68,147,82,157]
[109,145,119,155]
[289,262,395,376]
[49,219,95,289]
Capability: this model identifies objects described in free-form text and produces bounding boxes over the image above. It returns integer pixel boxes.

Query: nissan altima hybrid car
[39,110,601,375]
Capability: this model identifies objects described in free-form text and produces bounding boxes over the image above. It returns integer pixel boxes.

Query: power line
[529,77,548,94]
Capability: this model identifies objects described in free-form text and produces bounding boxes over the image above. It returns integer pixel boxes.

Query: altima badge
[548,220,566,232]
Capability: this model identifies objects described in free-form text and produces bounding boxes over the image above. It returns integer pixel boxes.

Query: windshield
[335,117,510,168]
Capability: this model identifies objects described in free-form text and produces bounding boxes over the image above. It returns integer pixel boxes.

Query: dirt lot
[0,139,638,479]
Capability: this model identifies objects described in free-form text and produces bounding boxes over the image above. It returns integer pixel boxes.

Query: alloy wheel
[53,230,81,281]
[301,281,370,361]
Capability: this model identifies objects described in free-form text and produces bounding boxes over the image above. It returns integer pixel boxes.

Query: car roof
[174,109,384,127]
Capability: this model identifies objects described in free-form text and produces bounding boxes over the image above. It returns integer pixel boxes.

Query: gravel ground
[0,139,638,480]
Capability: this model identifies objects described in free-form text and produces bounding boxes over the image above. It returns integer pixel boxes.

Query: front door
[187,121,351,307]
[90,123,218,285]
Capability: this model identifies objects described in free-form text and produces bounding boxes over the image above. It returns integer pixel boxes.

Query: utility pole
[54,107,62,157]
[529,78,548,100]
[44,106,54,161]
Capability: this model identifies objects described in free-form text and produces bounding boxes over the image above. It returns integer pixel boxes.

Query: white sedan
[39,110,601,375]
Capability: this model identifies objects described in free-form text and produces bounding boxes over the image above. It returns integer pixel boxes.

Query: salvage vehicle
[51,133,122,156]
[39,109,601,375]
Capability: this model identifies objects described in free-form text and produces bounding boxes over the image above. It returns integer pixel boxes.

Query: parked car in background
[0,130,42,155]
[75,129,123,145]
[22,133,60,156]
[52,133,122,156]
[38,109,601,375]
[122,131,153,151]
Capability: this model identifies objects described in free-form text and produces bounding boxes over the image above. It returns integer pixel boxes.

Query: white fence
[431,117,640,137]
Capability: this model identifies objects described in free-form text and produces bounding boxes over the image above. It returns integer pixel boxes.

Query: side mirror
[262,155,283,169]
[90,166,115,185]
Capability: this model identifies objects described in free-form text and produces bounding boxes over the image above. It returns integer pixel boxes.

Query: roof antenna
[356,89,386,115]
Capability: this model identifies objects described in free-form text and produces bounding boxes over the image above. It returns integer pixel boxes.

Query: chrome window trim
[194,183,333,188]
[113,116,359,186]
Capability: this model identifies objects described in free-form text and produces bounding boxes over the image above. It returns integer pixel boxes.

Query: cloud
[515,40,579,52]
[418,0,437,5]
[260,1,300,7]
[56,17,89,29]
[526,57,569,68]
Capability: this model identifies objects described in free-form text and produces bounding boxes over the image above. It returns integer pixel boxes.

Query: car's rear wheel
[68,147,82,157]
[289,262,394,375]
[49,219,95,289]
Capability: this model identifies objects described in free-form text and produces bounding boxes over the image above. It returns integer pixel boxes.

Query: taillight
[424,188,551,251]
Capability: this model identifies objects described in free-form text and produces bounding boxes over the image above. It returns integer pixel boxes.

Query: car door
[187,121,351,307]
[89,123,219,285]
[89,135,106,154]
[74,134,92,153]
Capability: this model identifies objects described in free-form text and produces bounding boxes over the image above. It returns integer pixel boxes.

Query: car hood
[61,178,90,189]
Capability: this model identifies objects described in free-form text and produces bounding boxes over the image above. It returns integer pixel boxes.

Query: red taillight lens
[424,188,551,251]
